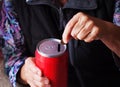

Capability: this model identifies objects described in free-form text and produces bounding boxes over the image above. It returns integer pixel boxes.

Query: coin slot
[58,44,60,52]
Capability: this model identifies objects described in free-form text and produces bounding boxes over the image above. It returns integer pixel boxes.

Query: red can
[35,38,68,87]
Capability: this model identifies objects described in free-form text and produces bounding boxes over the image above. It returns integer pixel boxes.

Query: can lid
[37,38,67,57]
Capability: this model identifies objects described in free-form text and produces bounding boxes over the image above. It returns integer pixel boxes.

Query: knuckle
[71,32,76,38]
[89,20,94,25]
[77,12,84,16]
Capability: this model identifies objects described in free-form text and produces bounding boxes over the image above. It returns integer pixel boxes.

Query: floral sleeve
[0,0,27,87]
[113,0,120,26]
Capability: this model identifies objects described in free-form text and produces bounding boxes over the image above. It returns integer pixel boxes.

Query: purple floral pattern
[0,0,27,87]
[113,0,120,26]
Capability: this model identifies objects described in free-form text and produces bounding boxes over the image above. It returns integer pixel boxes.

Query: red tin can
[35,38,68,87]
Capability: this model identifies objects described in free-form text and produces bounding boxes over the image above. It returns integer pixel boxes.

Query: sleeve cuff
[9,58,26,87]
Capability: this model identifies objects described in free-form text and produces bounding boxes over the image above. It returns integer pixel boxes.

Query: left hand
[20,57,50,87]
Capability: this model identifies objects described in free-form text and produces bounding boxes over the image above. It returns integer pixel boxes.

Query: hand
[62,12,108,43]
[20,57,51,87]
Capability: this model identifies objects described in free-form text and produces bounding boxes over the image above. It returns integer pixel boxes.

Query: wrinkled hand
[20,57,51,87]
[62,12,108,43]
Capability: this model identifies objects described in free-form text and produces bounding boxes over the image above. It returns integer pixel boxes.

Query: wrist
[16,66,28,85]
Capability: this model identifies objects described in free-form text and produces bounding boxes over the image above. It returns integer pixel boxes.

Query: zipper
[26,0,65,35]
[59,7,64,31]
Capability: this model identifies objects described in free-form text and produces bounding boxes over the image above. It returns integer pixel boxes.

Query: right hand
[62,12,108,43]
[20,57,51,87]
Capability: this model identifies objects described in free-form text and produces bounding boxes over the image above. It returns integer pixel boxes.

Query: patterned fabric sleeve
[0,0,27,87]
[113,0,120,26]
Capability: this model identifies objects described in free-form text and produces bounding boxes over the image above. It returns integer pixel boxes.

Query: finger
[42,77,50,85]
[33,75,49,84]
[45,84,51,87]
[76,20,94,40]
[62,13,80,43]
[26,58,42,76]
[84,26,99,42]
[27,80,36,87]
[33,78,50,87]
[33,80,44,87]
[33,74,43,82]
[25,73,43,87]
[28,79,42,87]
[71,15,89,39]
[71,22,80,40]
[30,65,42,76]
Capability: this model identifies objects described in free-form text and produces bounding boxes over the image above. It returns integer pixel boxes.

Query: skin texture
[20,58,51,87]
[62,12,120,57]
[20,12,120,87]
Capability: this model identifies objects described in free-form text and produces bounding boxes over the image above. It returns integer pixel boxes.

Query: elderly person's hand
[62,12,108,43]
[20,57,51,87]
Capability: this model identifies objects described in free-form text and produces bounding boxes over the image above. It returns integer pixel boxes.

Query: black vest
[14,0,120,87]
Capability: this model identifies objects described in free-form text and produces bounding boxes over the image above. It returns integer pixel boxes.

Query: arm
[0,0,27,86]
[62,12,120,57]
[100,22,120,57]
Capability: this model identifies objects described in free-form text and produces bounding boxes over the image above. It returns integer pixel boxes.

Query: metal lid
[37,38,67,57]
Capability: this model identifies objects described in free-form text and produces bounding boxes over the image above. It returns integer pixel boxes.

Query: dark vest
[14,0,120,87]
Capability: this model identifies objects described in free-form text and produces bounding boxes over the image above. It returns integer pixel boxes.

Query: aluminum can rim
[36,38,67,58]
